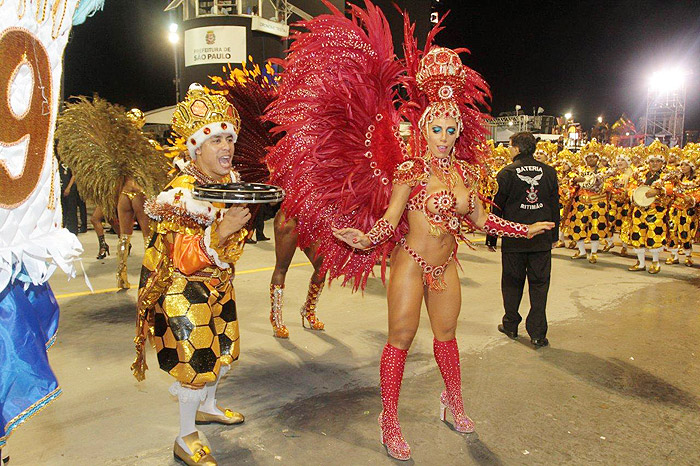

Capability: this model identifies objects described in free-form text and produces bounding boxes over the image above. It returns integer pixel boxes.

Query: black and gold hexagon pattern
[566,198,610,242]
[629,205,667,249]
[667,206,698,250]
[153,273,239,387]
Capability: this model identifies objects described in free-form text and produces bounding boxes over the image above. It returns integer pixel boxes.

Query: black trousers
[501,250,551,339]
[61,190,79,235]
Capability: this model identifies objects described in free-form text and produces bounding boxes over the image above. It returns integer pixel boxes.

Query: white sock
[651,248,661,263]
[169,382,206,453]
[591,240,600,254]
[669,248,679,260]
[684,249,692,258]
[635,248,646,267]
[200,364,231,415]
[577,240,586,255]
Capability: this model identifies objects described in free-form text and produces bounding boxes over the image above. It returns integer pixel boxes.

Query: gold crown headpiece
[645,139,668,162]
[172,84,241,158]
[417,47,468,134]
[580,139,603,160]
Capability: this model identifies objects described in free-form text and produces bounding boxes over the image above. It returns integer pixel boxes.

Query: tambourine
[632,185,655,207]
[192,182,285,204]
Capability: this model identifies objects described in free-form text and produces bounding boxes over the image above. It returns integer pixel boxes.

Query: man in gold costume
[131,85,251,465]
[603,153,633,255]
[565,141,610,263]
[627,141,672,274]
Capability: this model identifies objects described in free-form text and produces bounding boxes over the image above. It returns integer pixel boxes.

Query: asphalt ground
[7,223,700,465]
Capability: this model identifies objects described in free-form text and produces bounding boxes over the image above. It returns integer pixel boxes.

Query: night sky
[63,0,700,131]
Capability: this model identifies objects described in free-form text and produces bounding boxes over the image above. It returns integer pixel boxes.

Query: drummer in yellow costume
[627,140,673,274]
[565,140,610,263]
[553,149,576,248]
[666,149,700,266]
[131,84,251,466]
[603,153,633,255]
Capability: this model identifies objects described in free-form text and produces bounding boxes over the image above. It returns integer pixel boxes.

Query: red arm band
[482,213,529,239]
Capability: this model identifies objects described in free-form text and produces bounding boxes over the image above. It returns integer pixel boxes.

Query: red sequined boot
[433,338,475,433]
[378,343,410,460]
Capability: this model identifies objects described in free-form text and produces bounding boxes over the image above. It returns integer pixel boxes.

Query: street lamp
[564,112,572,120]
[168,23,181,102]
[597,116,603,123]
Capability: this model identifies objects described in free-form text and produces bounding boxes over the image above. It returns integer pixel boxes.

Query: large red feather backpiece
[266,0,407,291]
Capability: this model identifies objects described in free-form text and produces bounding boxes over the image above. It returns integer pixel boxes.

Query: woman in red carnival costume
[266,1,553,460]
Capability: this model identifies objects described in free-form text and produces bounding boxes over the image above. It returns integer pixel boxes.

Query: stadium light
[169,23,178,33]
[597,116,603,123]
[564,112,572,120]
[649,68,686,92]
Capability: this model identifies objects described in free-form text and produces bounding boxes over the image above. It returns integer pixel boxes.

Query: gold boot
[173,432,217,465]
[602,241,614,253]
[648,262,661,274]
[684,257,694,267]
[270,284,289,338]
[588,253,598,264]
[628,261,646,272]
[554,240,565,248]
[116,234,131,289]
[620,246,628,257]
[567,240,577,249]
[665,256,679,265]
[301,280,325,330]
[571,251,586,260]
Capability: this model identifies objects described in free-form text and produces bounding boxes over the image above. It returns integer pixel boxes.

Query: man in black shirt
[492,132,560,347]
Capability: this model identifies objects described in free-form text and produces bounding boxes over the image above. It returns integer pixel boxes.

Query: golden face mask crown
[126,108,146,129]
[172,84,242,158]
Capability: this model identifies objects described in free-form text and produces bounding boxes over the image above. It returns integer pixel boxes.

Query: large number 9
[0,29,52,208]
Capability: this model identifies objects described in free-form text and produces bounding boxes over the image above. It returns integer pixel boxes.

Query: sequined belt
[400,237,456,292]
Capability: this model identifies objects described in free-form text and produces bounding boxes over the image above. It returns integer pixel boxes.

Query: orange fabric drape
[172,234,213,275]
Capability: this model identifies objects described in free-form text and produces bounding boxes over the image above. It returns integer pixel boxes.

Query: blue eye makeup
[446,128,456,135]
[431,126,441,134]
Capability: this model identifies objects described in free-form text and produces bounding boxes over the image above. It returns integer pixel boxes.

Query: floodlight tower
[644,69,687,147]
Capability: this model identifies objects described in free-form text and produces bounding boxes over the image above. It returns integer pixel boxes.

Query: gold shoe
[602,242,614,253]
[620,246,628,257]
[648,262,661,274]
[571,251,586,260]
[567,241,577,249]
[196,407,245,425]
[269,284,289,338]
[554,240,565,248]
[628,261,646,272]
[173,432,217,465]
[588,253,598,264]
[665,257,679,265]
[685,257,694,267]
